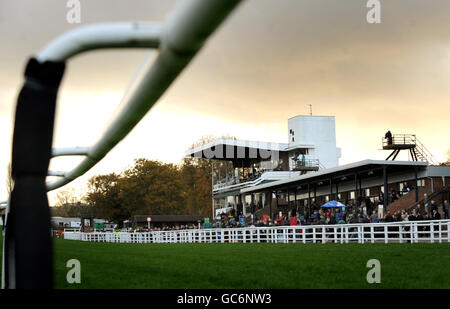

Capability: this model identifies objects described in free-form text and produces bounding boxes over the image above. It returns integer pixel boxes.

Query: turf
[1,235,450,289]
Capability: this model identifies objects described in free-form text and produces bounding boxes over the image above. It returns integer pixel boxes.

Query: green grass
[1,234,450,288]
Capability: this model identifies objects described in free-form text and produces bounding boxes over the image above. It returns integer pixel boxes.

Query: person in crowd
[370,210,378,222]
[415,207,424,221]
[320,213,326,225]
[430,200,438,214]
[400,182,411,194]
[431,209,441,220]
[384,212,394,222]
[407,209,417,221]
[406,183,411,192]
[442,200,449,219]
[401,211,409,222]
[313,209,319,222]
[390,190,398,203]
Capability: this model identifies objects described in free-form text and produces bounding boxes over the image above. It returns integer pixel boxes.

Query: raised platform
[382,144,416,150]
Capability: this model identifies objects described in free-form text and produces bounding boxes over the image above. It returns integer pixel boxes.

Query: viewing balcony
[213,171,301,194]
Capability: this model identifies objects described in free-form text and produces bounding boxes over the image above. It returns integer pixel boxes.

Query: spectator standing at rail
[442,200,449,219]
[385,130,393,145]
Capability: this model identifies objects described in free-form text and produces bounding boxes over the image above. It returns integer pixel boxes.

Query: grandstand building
[185,115,450,220]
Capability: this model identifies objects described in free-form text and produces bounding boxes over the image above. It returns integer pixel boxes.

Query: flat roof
[185,138,314,160]
[288,115,335,120]
[240,160,429,194]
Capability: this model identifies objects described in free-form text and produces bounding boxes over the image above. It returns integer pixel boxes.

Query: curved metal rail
[2,0,243,289]
[44,0,242,191]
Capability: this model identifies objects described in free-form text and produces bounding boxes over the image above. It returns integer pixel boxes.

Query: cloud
[1,0,449,201]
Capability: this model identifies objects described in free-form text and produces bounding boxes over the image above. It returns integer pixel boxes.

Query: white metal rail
[2,0,244,289]
[41,0,243,191]
[64,220,450,244]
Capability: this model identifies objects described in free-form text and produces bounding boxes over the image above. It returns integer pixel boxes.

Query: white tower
[288,115,341,169]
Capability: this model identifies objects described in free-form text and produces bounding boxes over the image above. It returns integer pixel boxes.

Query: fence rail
[64,220,450,244]
[3,0,244,289]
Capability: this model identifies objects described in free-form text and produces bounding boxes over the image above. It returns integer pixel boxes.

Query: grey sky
[0,0,449,201]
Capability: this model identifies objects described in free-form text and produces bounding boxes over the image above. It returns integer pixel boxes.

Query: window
[365,188,370,197]
[325,195,330,202]
[418,179,425,187]
[350,191,355,199]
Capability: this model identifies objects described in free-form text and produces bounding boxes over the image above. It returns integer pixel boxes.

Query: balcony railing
[382,134,417,149]
[292,159,320,171]
[213,171,300,193]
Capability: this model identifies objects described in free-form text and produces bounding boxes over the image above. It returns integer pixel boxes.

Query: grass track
[1,235,450,288]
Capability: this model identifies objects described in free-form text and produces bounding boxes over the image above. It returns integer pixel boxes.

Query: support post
[329,177,333,201]
[313,186,317,217]
[414,166,419,203]
[335,181,339,201]
[269,191,273,219]
[308,183,311,214]
[276,191,279,217]
[383,165,389,209]
[287,188,290,216]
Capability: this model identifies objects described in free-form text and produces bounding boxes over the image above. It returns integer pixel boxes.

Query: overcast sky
[0,0,449,202]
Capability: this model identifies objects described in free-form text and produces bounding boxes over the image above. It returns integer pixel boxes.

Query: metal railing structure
[64,220,450,244]
[213,171,300,193]
[382,134,438,164]
[2,0,243,289]
[292,159,320,172]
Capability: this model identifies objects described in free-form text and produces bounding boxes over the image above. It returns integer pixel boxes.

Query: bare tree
[54,187,79,207]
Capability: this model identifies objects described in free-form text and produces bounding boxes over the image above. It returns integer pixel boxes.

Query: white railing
[39,0,243,192]
[213,171,301,193]
[64,220,450,244]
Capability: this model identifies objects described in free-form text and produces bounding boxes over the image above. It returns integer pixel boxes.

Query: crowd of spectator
[114,198,448,233]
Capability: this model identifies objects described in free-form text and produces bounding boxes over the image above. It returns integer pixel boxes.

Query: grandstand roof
[240,159,429,194]
[185,138,313,161]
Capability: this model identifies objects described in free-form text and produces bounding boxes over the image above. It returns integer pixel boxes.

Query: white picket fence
[63,219,450,244]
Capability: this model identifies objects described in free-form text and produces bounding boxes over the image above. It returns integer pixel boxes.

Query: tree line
[35,136,234,226]
[50,156,217,227]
